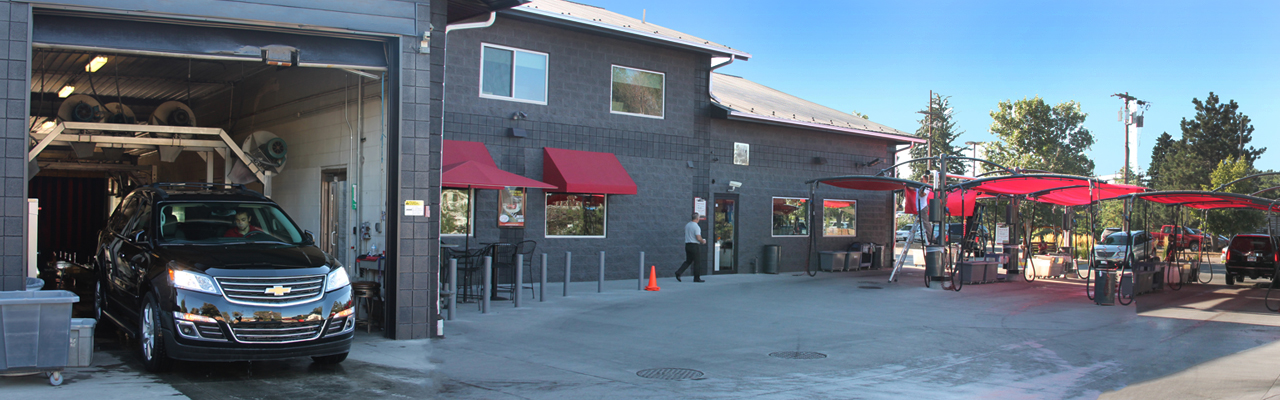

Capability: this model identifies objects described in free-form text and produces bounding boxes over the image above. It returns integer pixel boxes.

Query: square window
[480,44,547,104]
[610,65,664,118]
[441,188,473,236]
[545,193,606,238]
[772,197,809,237]
[822,199,857,237]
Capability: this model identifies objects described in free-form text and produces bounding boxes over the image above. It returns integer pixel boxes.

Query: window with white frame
[822,199,857,237]
[610,65,664,118]
[441,188,473,236]
[545,193,606,238]
[771,197,809,237]
[480,44,547,104]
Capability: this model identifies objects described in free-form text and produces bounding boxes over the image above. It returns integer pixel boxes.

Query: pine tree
[908,93,965,181]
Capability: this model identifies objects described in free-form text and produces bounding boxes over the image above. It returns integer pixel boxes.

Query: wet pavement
[5,261,1280,399]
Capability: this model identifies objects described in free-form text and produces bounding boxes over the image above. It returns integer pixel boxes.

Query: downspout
[708,56,734,104]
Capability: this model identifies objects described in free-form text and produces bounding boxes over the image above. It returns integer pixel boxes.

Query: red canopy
[1030,183,1148,206]
[811,176,930,192]
[945,190,995,217]
[542,147,637,195]
[1132,191,1280,212]
[442,140,555,190]
[823,200,855,208]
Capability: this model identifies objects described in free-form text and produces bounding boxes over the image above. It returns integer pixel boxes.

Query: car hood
[1093,245,1132,253]
[156,245,335,271]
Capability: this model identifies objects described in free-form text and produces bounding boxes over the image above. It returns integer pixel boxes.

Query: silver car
[1093,230,1152,267]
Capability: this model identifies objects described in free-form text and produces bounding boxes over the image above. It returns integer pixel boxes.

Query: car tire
[312,352,348,365]
[1226,272,1235,286]
[138,295,172,373]
[1190,242,1200,252]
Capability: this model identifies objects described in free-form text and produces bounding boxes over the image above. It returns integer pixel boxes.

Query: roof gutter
[717,105,924,145]
[505,6,750,60]
[708,57,734,104]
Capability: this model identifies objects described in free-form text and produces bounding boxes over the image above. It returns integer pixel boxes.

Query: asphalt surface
[5,255,1280,399]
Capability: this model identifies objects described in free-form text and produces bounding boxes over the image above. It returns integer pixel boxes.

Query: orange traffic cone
[644,265,661,291]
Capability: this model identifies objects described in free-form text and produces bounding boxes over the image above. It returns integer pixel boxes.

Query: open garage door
[26,12,394,317]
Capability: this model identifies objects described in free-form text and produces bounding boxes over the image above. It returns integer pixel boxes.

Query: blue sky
[580,0,1280,175]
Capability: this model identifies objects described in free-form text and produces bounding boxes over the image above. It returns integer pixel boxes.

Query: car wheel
[1190,242,1200,252]
[312,352,348,365]
[138,295,172,373]
[1226,272,1235,286]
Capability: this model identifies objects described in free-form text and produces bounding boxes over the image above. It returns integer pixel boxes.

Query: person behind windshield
[224,210,263,237]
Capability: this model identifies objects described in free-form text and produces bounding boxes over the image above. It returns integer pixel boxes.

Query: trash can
[924,246,944,277]
[25,277,44,291]
[762,245,780,274]
[1094,269,1117,305]
[68,318,97,367]
[844,250,861,271]
[819,251,847,272]
[0,290,78,372]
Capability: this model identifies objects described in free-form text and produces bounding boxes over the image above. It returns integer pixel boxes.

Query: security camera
[728,181,742,191]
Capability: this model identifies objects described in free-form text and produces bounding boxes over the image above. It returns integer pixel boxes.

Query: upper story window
[610,65,664,118]
[480,43,547,104]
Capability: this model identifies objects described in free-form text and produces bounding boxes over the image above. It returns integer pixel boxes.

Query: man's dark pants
[676,243,700,279]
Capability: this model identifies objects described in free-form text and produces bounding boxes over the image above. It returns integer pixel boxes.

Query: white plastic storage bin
[68,318,95,367]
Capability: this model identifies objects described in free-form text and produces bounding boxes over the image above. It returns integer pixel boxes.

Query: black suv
[94,183,353,372]
[1222,234,1279,286]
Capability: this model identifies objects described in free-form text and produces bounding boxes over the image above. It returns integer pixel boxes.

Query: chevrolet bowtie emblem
[264,285,292,296]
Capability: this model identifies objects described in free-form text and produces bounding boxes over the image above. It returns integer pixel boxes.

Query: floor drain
[769,351,827,360]
[858,286,883,289]
[636,368,704,380]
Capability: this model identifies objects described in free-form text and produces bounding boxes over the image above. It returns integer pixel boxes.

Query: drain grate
[858,286,883,289]
[637,368,704,380]
[769,351,827,360]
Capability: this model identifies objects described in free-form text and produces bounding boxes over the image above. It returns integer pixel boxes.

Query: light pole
[964,141,981,176]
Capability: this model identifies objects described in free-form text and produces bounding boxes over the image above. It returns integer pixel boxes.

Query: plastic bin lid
[0,289,79,305]
[71,318,98,328]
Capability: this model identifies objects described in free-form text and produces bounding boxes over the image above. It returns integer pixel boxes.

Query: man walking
[676,212,706,282]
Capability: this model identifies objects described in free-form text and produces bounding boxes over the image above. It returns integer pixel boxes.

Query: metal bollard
[599,251,605,293]
[638,251,645,290]
[448,258,457,321]
[514,254,524,307]
[482,256,492,314]
[564,251,572,297]
[540,253,547,302]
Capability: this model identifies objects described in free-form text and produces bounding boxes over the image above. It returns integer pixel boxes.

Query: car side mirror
[132,230,149,244]
[303,230,315,244]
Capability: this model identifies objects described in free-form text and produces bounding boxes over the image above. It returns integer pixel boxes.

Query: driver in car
[224,210,263,237]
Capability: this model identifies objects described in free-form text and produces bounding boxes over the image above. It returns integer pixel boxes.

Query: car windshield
[1101,233,1139,246]
[157,202,305,245]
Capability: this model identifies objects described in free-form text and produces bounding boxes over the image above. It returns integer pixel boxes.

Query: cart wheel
[49,371,62,386]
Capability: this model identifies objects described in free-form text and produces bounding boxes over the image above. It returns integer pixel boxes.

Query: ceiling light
[85,56,108,72]
[57,84,75,98]
[40,121,55,130]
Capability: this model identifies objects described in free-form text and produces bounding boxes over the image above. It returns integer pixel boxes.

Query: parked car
[1151,225,1206,251]
[895,225,913,242]
[1092,230,1153,268]
[1222,234,1279,285]
[94,183,353,372]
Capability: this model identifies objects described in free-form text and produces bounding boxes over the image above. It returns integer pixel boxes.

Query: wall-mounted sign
[499,187,526,227]
[404,200,425,216]
[694,197,707,220]
[733,142,750,166]
[996,223,1010,245]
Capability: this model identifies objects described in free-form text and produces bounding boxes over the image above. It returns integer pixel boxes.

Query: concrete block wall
[0,1,27,291]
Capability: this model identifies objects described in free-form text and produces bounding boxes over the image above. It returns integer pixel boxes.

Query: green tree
[986,96,1095,177]
[908,93,965,181]
[1201,156,1262,236]
[1157,92,1265,191]
[1147,132,1176,189]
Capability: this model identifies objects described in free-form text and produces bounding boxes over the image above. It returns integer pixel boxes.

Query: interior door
[321,171,348,264]
[713,194,738,274]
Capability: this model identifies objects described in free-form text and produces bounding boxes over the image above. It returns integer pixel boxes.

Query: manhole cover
[636,368,704,380]
[769,351,827,360]
[858,286,883,289]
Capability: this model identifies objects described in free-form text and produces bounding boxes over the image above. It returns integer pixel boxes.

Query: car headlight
[326,266,351,292]
[170,269,221,295]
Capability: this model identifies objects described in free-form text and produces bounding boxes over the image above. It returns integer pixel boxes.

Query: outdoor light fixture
[57,82,75,98]
[85,56,108,72]
[40,121,55,130]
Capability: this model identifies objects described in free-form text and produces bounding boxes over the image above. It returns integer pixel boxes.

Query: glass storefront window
[545,193,606,237]
[441,188,472,236]
[822,199,857,237]
[771,197,809,237]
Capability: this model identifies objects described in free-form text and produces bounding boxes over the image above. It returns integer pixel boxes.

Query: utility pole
[964,141,981,175]
[1112,92,1148,184]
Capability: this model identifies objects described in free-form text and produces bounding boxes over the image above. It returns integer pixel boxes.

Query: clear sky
[579,0,1280,175]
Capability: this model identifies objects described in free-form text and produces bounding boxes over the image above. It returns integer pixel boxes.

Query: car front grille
[195,321,225,340]
[216,275,326,306]
[1096,251,1115,258]
[228,320,326,343]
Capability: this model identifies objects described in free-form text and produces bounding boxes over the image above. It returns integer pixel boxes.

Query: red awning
[811,175,930,192]
[823,200,854,208]
[542,147,637,195]
[1029,183,1148,206]
[1133,191,1280,212]
[442,140,555,190]
[945,190,995,217]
